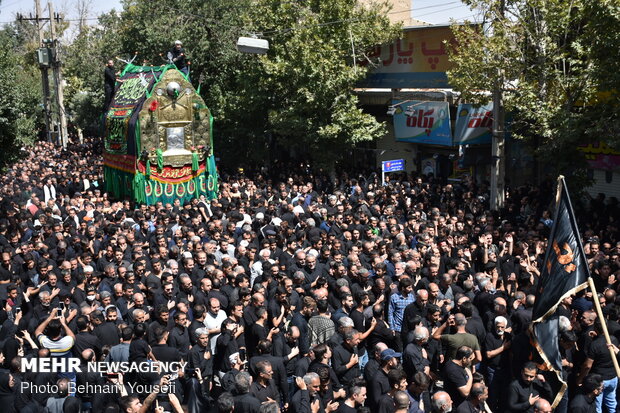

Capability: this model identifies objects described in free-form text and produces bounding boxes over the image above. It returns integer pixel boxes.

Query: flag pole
[586,277,620,378]
[560,175,620,378]
[558,175,620,377]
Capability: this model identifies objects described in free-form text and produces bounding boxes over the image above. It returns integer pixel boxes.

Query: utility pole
[23,0,52,143]
[490,0,506,211]
[48,2,68,149]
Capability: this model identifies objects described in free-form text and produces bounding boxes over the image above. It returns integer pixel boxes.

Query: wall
[586,169,620,200]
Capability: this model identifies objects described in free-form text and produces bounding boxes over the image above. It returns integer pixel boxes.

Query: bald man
[533,398,552,413]
[456,382,489,413]
[431,391,453,413]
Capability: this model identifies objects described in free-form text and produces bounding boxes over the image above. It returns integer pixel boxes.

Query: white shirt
[203,309,227,354]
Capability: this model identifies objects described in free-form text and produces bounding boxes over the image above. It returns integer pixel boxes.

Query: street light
[237,36,269,54]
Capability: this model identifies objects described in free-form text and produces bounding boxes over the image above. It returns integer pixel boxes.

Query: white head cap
[175,40,182,45]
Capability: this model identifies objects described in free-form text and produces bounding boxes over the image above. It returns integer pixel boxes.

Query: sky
[411,0,478,25]
[0,0,475,26]
[0,0,123,25]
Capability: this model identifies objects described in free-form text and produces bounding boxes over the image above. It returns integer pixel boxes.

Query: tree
[447,0,620,189]
[237,0,400,169]
[63,10,123,134]
[89,0,399,169]
[0,26,43,166]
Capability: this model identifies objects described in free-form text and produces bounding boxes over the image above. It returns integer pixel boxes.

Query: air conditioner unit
[236,37,269,54]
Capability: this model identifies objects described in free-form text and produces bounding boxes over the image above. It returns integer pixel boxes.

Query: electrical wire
[261,1,466,35]
[0,0,24,11]
[2,1,470,34]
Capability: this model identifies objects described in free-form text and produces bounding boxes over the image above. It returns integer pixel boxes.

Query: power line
[415,4,469,18]
[262,2,465,35]
[0,0,24,11]
[2,2,470,36]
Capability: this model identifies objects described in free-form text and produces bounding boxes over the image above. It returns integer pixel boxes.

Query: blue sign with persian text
[382,159,405,173]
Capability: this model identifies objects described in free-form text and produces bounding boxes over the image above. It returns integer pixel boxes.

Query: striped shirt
[37,334,74,357]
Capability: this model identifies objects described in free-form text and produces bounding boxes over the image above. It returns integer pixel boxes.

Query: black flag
[531,177,589,407]
[532,177,589,321]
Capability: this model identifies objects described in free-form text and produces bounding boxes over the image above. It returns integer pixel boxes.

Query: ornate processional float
[103,63,218,205]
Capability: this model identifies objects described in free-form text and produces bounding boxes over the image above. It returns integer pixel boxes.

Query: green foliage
[0,27,42,166]
[63,11,123,133]
[240,0,400,166]
[3,0,398,168]
[80,0,400,167]
[447,0,620,180]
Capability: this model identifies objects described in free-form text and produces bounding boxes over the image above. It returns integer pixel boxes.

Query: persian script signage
[360,25,458,88]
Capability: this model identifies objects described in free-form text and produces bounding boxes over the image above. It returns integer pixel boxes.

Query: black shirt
[94,322,120,347]
[456,400,484,413]
[250,380,281,404]
[167,325,191,359]
[568,392,597,413]
[331,343,360,385]
[442,360,469,407]
[484,331,510,369]
[233,393,261,413]
[368,368,390,409]
[152,343,182,363]
[129,338,151,362]
[403,342,429,380]
[170,46,187,70]
[506,378,550,413]
[376,394,395,413]
[586,335,619,380]
[73,331,102,358]
[249,354,289,403]
[216,330,240,372]
[335,402,357,413]
[363,358,380,384]
[465,316,486,348]
[104,66,116,89]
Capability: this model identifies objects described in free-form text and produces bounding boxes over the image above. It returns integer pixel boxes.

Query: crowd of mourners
[0,138,619,413]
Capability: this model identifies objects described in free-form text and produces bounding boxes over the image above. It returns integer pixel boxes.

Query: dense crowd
[0,138,619,413]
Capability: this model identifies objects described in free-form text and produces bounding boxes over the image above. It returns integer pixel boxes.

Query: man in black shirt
[216,319,241,374]
[368,348,400,410]
[73,315,101,358]
[569,373,603,413]
[364,342,388,385]
[403,326,430,381]
[332,329,361,386]
[336,379,366,413]
[103,60,117,111]
[151,326,183,401]
[169,40,188,75]
[483,315,511,411]
[442,346,474,407]
[93,308,120,347]
[290,372,339,413]
[291,296,316,356]
[187,327,213,388]
[455,382,489,413]
[250,360,281,404]
[576,321,619,412]
[249,339,289,405]
[376,368,407,413]
[234,371,261,413]
[401,289,428,343]
[147,305,170,345]
[506,362,551,413]
[167,311,191,359]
